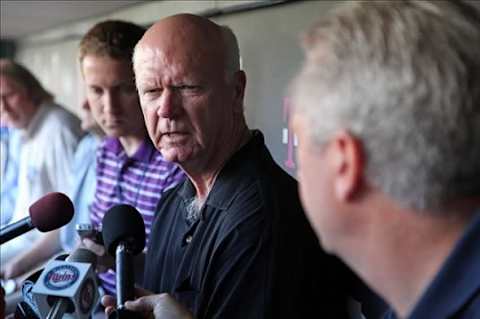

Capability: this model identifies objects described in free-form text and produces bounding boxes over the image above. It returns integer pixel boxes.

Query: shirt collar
[391,211,480,318]
[103,135,155,163]
[177,130,266,212]
[23,103,49,139]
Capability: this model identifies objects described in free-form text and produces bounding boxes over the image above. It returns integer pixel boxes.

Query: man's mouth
[162,131,185,136]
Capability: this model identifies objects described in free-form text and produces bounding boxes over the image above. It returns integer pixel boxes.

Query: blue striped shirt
[90,136,185,294]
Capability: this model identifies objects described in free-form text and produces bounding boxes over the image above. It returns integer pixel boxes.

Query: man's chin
[160,149,180,163]
[104,128,125,137]
[160,147,192,164]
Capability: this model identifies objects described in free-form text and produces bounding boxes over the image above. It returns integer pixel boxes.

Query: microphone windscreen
[29,192,74,232]
[66,248,97,266]
[102,204,145,256]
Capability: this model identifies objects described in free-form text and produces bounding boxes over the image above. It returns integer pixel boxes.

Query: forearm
[10,229,62,271]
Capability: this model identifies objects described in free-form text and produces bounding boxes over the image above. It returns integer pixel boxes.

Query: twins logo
[44,265,80,290]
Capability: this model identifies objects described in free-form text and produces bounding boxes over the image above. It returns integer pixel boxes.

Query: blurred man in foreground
[104,13,352,319]
[291,1,480,318]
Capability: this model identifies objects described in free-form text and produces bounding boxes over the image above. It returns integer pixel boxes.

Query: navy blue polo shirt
[143,130,351,319]
[385,212,480,318]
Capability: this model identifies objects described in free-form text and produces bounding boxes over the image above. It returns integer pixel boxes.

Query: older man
[111,13,351,319]
[291,1,480,318]
[0,60,81,271]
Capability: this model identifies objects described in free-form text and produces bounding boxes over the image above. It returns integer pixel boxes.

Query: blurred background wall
[1,0,341,176]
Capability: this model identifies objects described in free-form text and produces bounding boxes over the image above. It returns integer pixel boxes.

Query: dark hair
[79,20,145,64]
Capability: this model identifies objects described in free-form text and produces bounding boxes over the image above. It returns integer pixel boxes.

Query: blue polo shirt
[385,211,480,318]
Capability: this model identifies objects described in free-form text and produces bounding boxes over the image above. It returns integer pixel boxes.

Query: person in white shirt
[0,59,82,276]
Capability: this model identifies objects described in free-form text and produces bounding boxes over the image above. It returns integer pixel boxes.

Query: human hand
[81,238,114,272]
[125,293,193,319]
[102,286,152,316]
[102,287,193,319]
[0,257,26,279]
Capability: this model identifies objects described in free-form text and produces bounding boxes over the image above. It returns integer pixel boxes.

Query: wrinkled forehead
[134,17,224,70]
[133,42,223,83]
[133,46,164,72]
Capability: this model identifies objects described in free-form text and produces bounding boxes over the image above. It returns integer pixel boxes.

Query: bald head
[140,14,221,49]
[133,14,239,81]
[132,13,247,174]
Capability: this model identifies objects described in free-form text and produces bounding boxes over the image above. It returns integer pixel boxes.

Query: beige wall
[15,0,340,174]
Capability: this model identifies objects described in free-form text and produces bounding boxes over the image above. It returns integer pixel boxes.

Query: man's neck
[22,103,43,136]
[186,127,251,202]
[119,134,145,157]
[361,206,475,318]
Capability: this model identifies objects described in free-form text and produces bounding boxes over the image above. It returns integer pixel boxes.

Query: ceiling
[0,0,146,40]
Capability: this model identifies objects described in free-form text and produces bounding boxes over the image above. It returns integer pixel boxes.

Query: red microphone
[0,192,74,245]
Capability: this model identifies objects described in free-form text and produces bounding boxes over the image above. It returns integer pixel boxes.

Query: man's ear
[327,130,365,202]
[232,70,246,114]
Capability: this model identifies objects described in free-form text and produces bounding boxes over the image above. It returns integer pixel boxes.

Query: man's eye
[177,85,200,92]
[148,89,159,93]
[142,88,162,98]
[89,87,102,95]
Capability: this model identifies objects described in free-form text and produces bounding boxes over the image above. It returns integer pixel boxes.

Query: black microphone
[102,204,145,319]
[0,192,74,245]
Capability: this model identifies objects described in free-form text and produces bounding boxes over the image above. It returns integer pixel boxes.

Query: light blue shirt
[0,126,22,226]
[60,133,100,252]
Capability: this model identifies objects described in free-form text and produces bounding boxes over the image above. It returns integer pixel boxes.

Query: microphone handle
[0,218,34,244]
[116,242,135,307]
[46,298,69,319]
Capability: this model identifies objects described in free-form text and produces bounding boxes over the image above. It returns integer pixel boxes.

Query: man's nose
[157,89,180,119]
[103,92,119,115]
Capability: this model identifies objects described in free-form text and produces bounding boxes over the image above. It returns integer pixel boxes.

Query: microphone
[15,269,43,319]
[31,248,100,319]
[102,204,146,319]
[0,192,74,245]
[15,253,69,319]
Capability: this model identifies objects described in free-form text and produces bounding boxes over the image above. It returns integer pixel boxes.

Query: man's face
[135,47,238,166]
[291,113,337,251]
[0,75,37,129]
[79,99,102,134]
[82,55,144,138]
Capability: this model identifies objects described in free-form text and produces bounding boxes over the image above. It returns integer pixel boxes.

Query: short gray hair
[220,25,241,79]
[292,0,480,212]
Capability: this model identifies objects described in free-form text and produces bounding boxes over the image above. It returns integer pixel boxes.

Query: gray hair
[185,197,204,225]
[220,25,241,80]
[292,0,480,212]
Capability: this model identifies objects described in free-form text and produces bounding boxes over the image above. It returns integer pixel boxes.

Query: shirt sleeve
[45,120,79,194]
